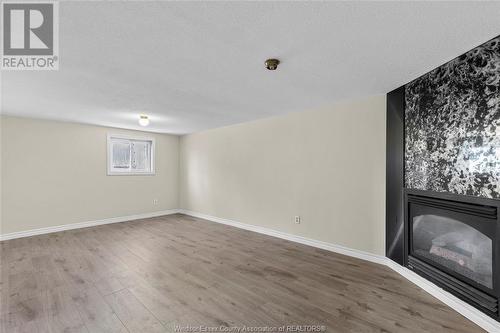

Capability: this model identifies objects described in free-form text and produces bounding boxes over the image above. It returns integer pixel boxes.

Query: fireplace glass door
[412,214,493,289]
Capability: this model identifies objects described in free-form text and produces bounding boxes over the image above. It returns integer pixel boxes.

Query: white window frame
[107,134,156,176]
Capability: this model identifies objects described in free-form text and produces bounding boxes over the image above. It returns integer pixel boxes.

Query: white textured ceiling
[2,1,500,134]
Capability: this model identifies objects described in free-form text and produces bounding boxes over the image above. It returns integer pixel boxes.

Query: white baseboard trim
[180,209,500,333]
[0,209,180,241]
[386,260,500,333]
[178,209,387,265]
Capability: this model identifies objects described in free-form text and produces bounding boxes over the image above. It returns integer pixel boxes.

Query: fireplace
[405,190,500,320]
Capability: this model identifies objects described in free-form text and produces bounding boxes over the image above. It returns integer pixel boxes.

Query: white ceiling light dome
[139,115,150,126]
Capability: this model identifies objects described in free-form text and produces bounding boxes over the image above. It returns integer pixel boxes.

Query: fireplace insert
[405,189,500,321]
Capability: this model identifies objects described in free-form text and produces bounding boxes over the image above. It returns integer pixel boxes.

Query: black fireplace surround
[405,189,499,319]
[386,35,500,323]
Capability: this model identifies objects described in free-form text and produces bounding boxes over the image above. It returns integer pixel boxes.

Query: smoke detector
[265,59,280,70]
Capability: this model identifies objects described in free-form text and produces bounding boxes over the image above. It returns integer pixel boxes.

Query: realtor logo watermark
[1,1,59,70]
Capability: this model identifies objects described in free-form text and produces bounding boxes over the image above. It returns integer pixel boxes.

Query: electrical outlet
[153,199,158,205]
[294,216,301,224]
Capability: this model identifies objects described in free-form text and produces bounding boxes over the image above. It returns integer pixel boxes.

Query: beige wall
[2,95,386,255]
[179,95,386,255]
[0,115,3,230]
[1,116,179,234]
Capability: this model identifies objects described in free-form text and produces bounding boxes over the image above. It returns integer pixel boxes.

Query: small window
[107,134,155,175]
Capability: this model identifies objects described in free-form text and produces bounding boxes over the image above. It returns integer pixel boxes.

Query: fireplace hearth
[405,190,500,321]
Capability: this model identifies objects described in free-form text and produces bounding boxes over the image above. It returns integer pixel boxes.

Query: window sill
[107,172,156,176]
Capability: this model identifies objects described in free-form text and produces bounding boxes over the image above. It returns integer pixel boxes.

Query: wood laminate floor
[0,214,484,333]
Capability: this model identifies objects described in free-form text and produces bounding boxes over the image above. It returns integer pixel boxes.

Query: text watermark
[174,325,327,332]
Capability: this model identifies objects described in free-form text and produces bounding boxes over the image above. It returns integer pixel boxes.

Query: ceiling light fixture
[265,58,280,70]
[138,115,150,126]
